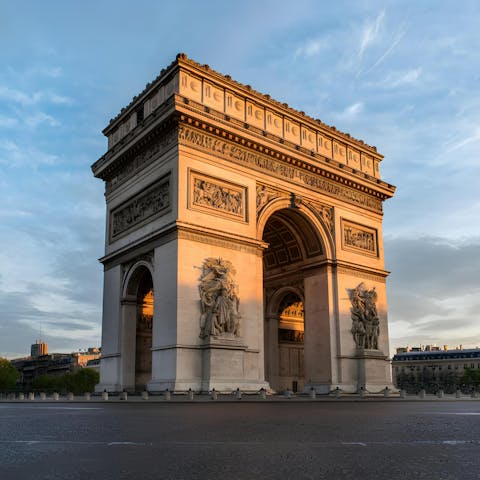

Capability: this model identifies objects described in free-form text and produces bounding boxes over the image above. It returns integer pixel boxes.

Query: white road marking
[0,439,478,447]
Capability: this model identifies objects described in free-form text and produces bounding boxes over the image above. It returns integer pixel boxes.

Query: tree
[462,368,480,390]
[0,358,20,391]
[64,368,100,394]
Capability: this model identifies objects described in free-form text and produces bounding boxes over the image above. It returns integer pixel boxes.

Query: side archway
[121,262,154,391]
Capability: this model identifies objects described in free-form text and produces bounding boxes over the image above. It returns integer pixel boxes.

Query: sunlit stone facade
[92,54,396,393]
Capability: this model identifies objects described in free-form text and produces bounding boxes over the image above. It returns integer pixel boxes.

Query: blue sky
[1,0,479,357]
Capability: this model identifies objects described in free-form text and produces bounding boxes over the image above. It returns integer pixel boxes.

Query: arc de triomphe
[92,54,395,394]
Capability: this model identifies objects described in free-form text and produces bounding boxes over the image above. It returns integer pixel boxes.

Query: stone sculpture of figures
[199,258,241,338]
[348,282,380,350]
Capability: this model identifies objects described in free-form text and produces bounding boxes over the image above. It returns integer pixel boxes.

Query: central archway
[261,205,329,393]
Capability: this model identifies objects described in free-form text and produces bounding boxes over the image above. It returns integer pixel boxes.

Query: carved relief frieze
[303,200,334,235]
[256,183,280,214]
[178,125,383,212]
[110,176,170,241]
[189,171,247,222]
[106,127,177,194]
[341,219,378,256]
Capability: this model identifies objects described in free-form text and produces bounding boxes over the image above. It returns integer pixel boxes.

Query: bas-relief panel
[109,176,170,241]
[341,219,378,256]
[189,170,247,222]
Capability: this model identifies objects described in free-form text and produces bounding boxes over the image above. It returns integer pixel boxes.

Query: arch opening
[262,208,325,393]
[124,265,154,391]
[135,270,153,390]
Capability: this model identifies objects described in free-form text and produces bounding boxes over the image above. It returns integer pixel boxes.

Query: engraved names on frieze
[110,176,170,240]
[190,171,246,221]
[341,219,378,256]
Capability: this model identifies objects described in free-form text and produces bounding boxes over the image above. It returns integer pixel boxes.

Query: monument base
[356,348,395,393]
[200,335,268,393]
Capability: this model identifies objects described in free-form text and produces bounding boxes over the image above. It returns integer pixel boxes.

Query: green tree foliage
[31,368,100,394]
[33,374,64,392]
[462,368,480,388]
[64,368,100,394]
[0,358,20,390]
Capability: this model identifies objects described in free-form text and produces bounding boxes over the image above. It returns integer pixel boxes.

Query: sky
[1,0,479,358]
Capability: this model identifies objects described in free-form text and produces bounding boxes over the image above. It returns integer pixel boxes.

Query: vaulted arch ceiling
[262,209,323,271]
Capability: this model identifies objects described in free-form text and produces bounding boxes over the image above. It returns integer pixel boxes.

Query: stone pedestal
[356,349,394,393]
[201,336,268,392]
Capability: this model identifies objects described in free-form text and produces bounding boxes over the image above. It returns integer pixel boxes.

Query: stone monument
[92,53,396,393]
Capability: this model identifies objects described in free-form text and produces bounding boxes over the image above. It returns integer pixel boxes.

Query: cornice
[92,99,178,180]
[335,260,390,281]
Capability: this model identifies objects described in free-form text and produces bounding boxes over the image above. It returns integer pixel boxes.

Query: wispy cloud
[0,116,18,127]
[382,68,422,88]
[445,127,480,153]
[294,38,325,59]
[338,102,364,120]
[358,10,385,60]
[24,112,60,128]
[0,85,73,106]
[0,140,58,167]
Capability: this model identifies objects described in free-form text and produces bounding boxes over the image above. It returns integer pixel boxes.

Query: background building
[11,343,101,388]
[392,345,480,393]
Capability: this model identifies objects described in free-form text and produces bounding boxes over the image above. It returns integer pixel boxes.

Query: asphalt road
[1,401,480,480]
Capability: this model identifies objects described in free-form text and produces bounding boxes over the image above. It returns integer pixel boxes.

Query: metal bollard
[40,392,47,401]
[309,387,316,399]
[164,389,171,401]
[235,388,242,400]
[67,392,74,401]
[102,390,109,401]
[335,386,341,399]
[259,388,266,400]
[359,386,366,398]
[85,392,91,401]
[437,390,444,398]
[211,388,217,401]
[187,388,194,401]
[52,392,59,401]
[28,392,35,401]
[141,390,149,401]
